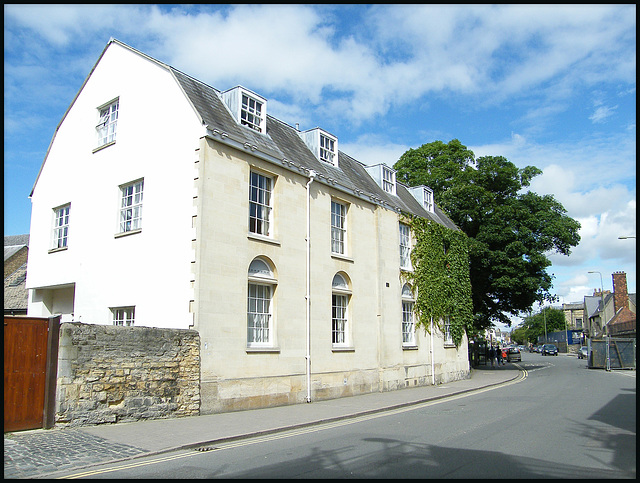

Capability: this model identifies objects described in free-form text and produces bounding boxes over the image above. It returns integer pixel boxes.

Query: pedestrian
[496,345,502,366]
[488,345,495,367]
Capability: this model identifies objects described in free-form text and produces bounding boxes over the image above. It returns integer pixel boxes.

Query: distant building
[567,271,636,340]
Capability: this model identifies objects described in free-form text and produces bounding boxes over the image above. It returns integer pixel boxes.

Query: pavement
[4,363,521,479]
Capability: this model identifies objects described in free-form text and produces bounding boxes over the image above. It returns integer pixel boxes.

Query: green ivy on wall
[404,216,473,347]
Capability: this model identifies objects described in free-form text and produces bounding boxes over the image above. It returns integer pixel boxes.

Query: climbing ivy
[404,216,473,347]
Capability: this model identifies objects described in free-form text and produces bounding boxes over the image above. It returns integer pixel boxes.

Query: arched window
[247,257,277,347]
[402,283,416,346]
[332,273,351,346]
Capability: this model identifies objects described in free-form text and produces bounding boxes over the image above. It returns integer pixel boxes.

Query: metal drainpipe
[430,316,435,385]
[306,170,317,403]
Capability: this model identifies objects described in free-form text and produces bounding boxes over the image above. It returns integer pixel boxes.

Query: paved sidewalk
[5,364,520,479]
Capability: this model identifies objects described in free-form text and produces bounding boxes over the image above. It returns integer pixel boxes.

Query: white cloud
[589,105,618,123]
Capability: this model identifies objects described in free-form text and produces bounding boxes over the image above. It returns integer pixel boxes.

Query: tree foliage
[516,307,567,343]
[394,139,581,332]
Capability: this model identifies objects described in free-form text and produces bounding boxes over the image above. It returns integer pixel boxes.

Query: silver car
[577,346,588,359]
[506,347,521,362]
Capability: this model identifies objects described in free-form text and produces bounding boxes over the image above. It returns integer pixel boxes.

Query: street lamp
[618,236,636,239]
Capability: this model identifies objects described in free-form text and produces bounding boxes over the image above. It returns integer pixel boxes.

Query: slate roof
[32,39,458,231]
[4,235,29,262]
[168,62,458,230]
[4,263,28,311]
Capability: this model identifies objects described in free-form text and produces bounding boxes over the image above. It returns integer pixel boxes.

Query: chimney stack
[612,271,629,313]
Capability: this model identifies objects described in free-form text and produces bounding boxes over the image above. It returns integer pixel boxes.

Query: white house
[27,39,470,413]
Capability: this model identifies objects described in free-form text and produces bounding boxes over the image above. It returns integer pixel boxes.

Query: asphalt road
[58,352,636,479]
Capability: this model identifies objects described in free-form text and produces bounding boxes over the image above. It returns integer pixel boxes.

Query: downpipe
[305,170,317,403]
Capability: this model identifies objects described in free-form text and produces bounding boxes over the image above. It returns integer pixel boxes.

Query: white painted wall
[27,42,204,329]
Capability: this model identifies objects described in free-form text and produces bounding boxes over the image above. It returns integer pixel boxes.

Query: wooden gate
[4,316,60,432]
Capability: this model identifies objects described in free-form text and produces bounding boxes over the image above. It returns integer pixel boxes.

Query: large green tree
[394,139,580,332]
[519,307,567,343]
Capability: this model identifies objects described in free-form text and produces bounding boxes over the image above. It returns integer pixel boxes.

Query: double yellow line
[61,369,527,479]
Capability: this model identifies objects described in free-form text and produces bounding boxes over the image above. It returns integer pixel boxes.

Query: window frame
[423,187,434,213]
[382,166,396,194]
[331,200,347,255]
[399,222,411,270]
[118,179,144,234]
[319,133,336,165]
[240,92,264,133]
[444,315,454,345]
[51,203,70,250]
[96,98,119,148]
[331,273,352,348]
[111,306,135,326]
[247,258,277,348]
[248,171,273,237]
[402,284,416,347]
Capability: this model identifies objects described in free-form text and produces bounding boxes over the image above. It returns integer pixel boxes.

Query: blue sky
[4,4,636,327]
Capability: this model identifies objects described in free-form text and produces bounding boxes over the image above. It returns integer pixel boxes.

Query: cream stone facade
[27,39,469,415]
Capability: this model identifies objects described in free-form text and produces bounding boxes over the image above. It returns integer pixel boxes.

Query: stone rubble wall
[55,322,200,427]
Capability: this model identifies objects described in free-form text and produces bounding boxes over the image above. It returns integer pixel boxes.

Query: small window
[382,166,396,194]
[247,257,276,347]
[399,223,411,269]
[112,306,135,326]
[444,316,453,345]
[96,99,119,147]
[320,134,336,165]
[119,179,144,233]
[241,93,263,132]
[423,187,434,213]
[402,284,416,346]
[332,273,351,346]
[331,201,347,255]
[52,204,70,249]
[249,171,273,236]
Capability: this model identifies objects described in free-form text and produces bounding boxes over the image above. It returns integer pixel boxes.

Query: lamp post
[618,236,636,239]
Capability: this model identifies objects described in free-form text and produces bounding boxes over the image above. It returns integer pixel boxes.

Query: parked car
[506,347,521,362]
[542,344,558,356]
[577,346,588,359]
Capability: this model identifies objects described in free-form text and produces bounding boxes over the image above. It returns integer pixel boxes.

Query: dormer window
[221,86,266,134]
[409,186,435,213]
[364,163,396,196]
[299,128,338,167]
[241,93,263,132]
[382,166,396,194]
[320,134,335,164]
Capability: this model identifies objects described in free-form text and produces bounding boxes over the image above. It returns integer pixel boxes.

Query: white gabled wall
[26,41,204,329]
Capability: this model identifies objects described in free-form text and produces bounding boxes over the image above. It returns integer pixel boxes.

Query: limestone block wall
[56,322,200,427]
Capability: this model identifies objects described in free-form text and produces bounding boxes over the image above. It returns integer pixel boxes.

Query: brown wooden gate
[4,316,60,432]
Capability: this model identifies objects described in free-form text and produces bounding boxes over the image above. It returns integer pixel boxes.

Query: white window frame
[382,166,396,194]
[399,222,411,270]
[402,284,416,346]
[332,273,351,347]
[423,187,434,213]
[119,179,144,233]
[331,200,347,255]
[112,306,135,326]
[444,315,453,345]
[96,99,119,147]
[249,171,273,237]
[51,203,70,250]
[247,283,273,346]
[241,92,264,133]
[320,133,336,165]
[247,258,277,347]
